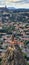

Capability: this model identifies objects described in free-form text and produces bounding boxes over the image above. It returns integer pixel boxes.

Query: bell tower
[11,34,14,41]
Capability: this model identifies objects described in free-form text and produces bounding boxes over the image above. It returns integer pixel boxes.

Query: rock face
[2,44,27,65]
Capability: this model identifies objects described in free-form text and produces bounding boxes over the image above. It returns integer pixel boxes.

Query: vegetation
[24,40,29,46]
[2,25,15,33]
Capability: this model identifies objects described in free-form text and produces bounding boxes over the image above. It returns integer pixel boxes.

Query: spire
[5,5,7,9]
[11,34,14,41]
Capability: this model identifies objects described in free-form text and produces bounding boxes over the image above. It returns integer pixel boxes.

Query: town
[0,7,29,65]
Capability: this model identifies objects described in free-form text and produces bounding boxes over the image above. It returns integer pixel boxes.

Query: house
[18,41,24,48]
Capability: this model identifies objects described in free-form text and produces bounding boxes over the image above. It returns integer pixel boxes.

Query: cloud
[0,0,29,4]
[5,0,29,3]
[5,0,24,3]
[0,0,29,8]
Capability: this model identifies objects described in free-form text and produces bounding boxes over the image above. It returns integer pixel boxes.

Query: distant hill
[13,8,29,12]
[7,7,29,12]
[0,7,29,12]
[8,7,16,10]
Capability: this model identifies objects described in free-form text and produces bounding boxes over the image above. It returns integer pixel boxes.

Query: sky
[0,0,29,8]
